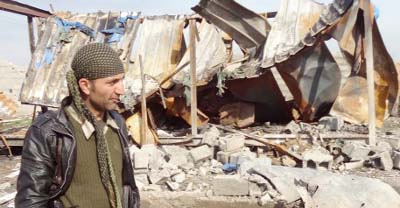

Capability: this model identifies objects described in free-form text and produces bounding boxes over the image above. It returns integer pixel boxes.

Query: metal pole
[363,0,376,146]
[27,16,35,54]
[189,19,198,136]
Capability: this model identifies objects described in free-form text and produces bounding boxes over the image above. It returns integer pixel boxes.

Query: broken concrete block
[373,141,393,153]
[269,177,301,204]
[133,149,150,169]
[342,142,371,161]
[230,148,257,165]
[171,172,186,183]
[239,156,272,176]
[134,174,150,190]
[189,145,213,163]
[393,151,400,170]
[166,181,180,191]
[318,116,344,131]
[258,193,273,206]
[374,151,393,171]
[341,160,365,170]
[148,169,170,185]
[216,149,240,164]
[218,134,245,152]
[202,125,220,146]
[303,147,333,170]
[212,175,249,196]
[249,182,262,196]
[198,167,208,176]
[162,146,189,166]
[386,137,400,150]
[282,120,301,134]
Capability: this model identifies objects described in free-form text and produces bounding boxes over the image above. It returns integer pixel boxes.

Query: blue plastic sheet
[54,17,96,39]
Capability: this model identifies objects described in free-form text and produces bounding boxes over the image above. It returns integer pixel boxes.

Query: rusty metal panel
[123,15,185,108]
[330,9,399,127]
[192,0,270,55]
[261,0,354,68]
[173,19,226,86]
[262,0,324,68]
[276,41,341,121]
[19,12,140,107]
[225,70,293,123]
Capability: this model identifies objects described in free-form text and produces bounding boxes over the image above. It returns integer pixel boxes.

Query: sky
[0,0,398,66]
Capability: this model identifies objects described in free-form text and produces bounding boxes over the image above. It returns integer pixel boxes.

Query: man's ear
[78,78,91,96]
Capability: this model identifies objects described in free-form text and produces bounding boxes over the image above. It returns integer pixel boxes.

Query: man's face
[80,73,125,114]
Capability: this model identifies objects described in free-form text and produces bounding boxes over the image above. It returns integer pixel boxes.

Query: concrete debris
[258,193,273,206]
[339,160,365,171]
[0,191,16,205]
[281,155,297,167]
[218,134,245,152]
[189,145,213,163]
[248,182,262,197]
[212,175,249,196]
[239,156,271,176]
[318,116,344,131]
[229,148,257,165]
[269,177,301,204]
[162,146,189,167]
[372,151,393,171]
[282,120,301,134]
[386,137,400,151]
[341,142,371,161]
[393,151,400,170]
[302,147,333,170]
[201,125,220,146]
[166,181,180,191]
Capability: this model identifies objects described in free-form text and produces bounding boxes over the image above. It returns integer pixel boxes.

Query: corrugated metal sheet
[330,1,399,126]
[19,12,140,107]
[172,19,226,86]
[261,0,354,68]
[262,0,324,67]
[122,15,185,108]
[192,0,270,56]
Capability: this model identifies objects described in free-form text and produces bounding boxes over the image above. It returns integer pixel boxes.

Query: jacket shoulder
[31,110,58,128]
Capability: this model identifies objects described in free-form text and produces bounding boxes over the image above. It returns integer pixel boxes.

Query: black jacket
[15,101,139,208]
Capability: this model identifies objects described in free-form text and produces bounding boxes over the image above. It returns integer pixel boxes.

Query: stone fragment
[249,182,262,196]
[212,175,249,196]
[218,134,245,152]
[171,172,186,183]
[318,116,344,131]
[202,125,220,146]
[239,156,272,176]
[166,181,180,191]
[302,147,333,170]
[342,142,371,161]
[281,155,297,167]
[189,145,213,163]
[393,151,400,169]
[162,146,189,166]
[269,177,301,204]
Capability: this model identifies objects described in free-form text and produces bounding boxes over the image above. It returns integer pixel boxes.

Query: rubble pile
[128,117,400,207]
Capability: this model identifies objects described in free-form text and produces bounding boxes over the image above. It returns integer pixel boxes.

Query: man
[15,43,139,208]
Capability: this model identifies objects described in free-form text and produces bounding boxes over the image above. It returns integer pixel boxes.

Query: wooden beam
[189,19,198,136]
[0,0,51,18]
[363,0,376,146]
[139,54,150,144]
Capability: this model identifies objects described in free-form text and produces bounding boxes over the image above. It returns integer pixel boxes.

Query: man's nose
[115,81,125,95]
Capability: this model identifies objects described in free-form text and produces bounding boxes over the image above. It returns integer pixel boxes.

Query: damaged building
[2,0,400,207]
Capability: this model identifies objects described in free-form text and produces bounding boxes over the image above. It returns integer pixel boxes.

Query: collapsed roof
[19,0,399,132]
